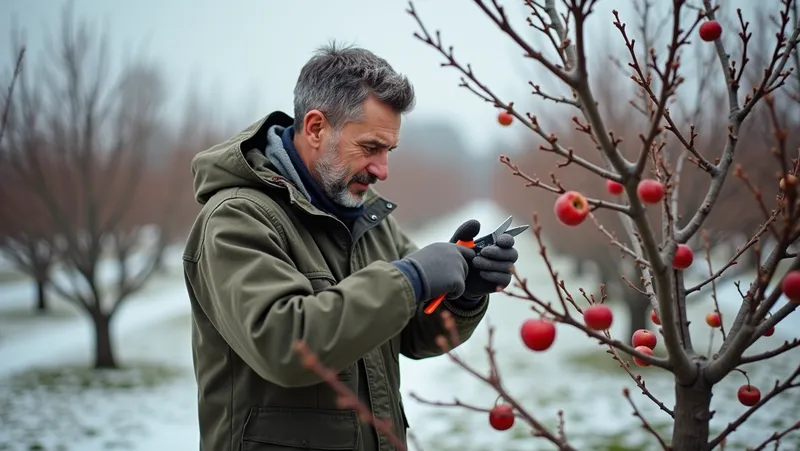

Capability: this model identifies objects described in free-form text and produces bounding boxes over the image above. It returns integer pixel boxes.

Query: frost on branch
[291,0,800,449]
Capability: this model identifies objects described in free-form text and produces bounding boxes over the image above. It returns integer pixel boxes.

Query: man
[182,42,520,451]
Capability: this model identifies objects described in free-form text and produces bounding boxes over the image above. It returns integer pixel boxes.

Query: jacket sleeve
[190,198,418,388]
[385,215,489,360]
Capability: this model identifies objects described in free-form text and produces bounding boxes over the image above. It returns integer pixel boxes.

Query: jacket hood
[190,111,387,211]
[191,112,294,205]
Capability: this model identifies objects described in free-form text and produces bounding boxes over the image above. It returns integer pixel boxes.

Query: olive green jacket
[182,111,489,451]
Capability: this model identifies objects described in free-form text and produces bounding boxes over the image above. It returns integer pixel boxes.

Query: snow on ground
[0,200,798,451]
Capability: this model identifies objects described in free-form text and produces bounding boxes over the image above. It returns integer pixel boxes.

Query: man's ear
[302,110,328,151]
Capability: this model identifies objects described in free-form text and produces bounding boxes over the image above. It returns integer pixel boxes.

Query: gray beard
[313,139,365,208]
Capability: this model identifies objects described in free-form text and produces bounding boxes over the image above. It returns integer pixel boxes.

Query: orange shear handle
[423,239,476,315]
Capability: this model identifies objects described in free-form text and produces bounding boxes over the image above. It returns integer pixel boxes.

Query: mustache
[351,172,377,185]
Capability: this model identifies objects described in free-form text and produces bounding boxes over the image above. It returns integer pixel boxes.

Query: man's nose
[368,154,389,181]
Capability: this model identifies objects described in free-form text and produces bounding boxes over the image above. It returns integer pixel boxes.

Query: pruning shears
[423,215,529,315]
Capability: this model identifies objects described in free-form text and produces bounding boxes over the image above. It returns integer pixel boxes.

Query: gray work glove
[401,242,475,301]
[449,220,519,301]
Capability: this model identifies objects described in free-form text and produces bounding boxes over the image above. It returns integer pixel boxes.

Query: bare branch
[708,364,800,448]
[499,155,630,214]
[406,3,621,181]
[590,212,651,268]
[739,338,800,365]
[748,420,800,451]
[0,47,25,143]
[622,387,670,450]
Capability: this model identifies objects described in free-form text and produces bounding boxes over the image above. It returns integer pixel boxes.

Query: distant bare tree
[0,168,57,312]
[0,45,24,142]
[1,5,180,368]
[160,89,227,249]
[0,47,59,313]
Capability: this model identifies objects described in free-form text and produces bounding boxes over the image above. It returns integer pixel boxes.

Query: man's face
[312,96,400,208]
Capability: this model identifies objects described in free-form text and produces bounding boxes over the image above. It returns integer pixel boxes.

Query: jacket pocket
[241,407,359,450]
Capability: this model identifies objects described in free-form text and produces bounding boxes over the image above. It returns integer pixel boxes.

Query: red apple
[498,112,513,126]
[632,329,658,349]
[637,179,665,204]
[489,404,515,430]
[699,20,722,42]
[780,270,800,303]
[554,191,589,226]
[672,244,694,270]
[633,345,654,367]
[606,180,624,195]
[520,318,556,351]
[583,304,614,330]
[737,384,761,406]
[650,309,661,325]
[705,312,721,328]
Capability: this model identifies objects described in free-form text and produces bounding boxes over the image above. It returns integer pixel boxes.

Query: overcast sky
[1,0,765,156]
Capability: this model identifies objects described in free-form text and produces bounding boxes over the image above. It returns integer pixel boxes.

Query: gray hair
[292,41,416,131]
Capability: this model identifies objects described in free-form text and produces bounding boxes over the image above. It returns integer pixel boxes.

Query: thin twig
[622,387,670,450]
[292,341,409,451]
[747,420,800,451]
[0,47,26,145]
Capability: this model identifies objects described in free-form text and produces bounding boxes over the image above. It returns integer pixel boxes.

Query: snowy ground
[0,200,798,451]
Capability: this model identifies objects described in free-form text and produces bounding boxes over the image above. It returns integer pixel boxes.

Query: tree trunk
[671,378,713,450]
[93,313,117,369]
[34,277,48,313]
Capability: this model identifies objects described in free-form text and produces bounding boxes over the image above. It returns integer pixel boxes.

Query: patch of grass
[419,437,461,451]
[529,385,572,409]
[102,439,135,450]
[0,270,29,284]
[564,347,668,376]
[589,431,652,451]
[506,353,534,372]
[6,362,185,392]
[0,361,187,450]
[0,305,78,319]
[510,427,529,440]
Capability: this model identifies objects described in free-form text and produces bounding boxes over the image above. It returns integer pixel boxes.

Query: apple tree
[489,0,795,341]
[293,0,800,449]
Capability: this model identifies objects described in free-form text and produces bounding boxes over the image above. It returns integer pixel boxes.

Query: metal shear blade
[474,215,529,250]
[491,216,514,244]
[503,225,529,237]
